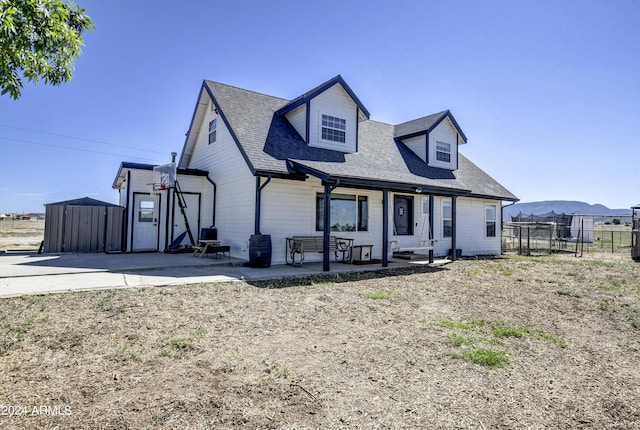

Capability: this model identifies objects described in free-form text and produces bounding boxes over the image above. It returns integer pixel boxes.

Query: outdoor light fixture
[415,187,423,193]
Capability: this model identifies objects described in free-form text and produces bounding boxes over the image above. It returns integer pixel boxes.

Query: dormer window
[321,114,346,143]
[208,118,217,144]
[436,141,451,163]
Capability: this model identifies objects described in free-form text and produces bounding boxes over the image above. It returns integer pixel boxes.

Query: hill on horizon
[504,201,632,220]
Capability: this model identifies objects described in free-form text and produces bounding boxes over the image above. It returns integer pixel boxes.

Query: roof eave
[276,75,371,119]
[432,111,467,143]
[178,82,210,168]
[395,110,469,143]
[286,160,473,196]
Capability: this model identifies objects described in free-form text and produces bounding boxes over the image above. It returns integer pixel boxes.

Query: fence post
[519,226,522,255]
[580,219,584,257]
[611,231,614,254]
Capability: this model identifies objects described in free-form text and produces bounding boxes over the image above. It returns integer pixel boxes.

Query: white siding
[186,95,255,259]
[261,178,383,264]
[455,198,502,255]
[285,103,307,141]
[402,135,427,162]
[169,174,213,244]
[119,168,211,252]
[428,117,459,170]
[124,169,154,252]
[308,84,358,153]
[387,193,432,254]
[385,195,502,257]
[428,196,502,256]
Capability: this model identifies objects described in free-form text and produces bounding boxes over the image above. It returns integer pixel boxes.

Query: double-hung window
[486,204,497,237]
[442,200,452,238]
[316,193,368,232]
[321,114,346,143]
[208,118,217,144]
[436,141,451,163]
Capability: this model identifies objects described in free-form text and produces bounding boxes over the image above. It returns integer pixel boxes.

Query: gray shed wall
[43,204,124,253]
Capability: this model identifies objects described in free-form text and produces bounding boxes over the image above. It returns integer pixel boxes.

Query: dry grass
[1,254,639,429]
[0,219,44,251]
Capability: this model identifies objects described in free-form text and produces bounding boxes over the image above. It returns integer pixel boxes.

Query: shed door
[394,195,414,235]
[132,195,159,251]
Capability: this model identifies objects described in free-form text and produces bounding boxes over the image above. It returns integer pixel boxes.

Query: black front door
[394,195,413,235]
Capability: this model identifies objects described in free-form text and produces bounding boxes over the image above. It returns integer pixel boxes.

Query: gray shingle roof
[394,111,448,138]
[394,110,468,142]
[275,75,370,119]
[189,79,517,201]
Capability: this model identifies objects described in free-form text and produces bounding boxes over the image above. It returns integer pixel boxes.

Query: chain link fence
[503,221,633,256]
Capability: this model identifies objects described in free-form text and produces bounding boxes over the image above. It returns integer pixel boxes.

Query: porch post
[323,184,332,272]
[451,196,457,261]
[382,189,389,267]
[428,194,434,263]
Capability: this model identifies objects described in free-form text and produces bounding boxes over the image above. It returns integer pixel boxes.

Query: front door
[394,195,414,235]
[132,194,159,251]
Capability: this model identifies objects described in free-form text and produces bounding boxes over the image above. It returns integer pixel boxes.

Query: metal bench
[286,236,353,266]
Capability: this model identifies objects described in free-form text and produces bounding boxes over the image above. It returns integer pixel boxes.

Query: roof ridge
[204,80,289,103]
[395,110,449,128]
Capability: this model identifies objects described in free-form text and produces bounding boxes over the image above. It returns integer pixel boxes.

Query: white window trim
[442,199,452,238]
[208,117,217,145]
[316,192,369,232]
[319,113,346,144]
[485,203,498,238]
[435,140,452,163]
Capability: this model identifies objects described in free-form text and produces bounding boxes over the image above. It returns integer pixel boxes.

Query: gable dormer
[395,110,467,170]
[276,75,370,153]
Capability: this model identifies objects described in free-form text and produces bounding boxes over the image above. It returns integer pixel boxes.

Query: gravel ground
[1,253,639,429]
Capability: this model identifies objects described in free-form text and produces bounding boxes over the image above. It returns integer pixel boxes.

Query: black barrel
[249,234,272,268]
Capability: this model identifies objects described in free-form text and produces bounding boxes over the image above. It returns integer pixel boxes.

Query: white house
[113,75,518,269]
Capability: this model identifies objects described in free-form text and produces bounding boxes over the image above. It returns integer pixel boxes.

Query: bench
[286,236,354,266]
[388,239,437,254]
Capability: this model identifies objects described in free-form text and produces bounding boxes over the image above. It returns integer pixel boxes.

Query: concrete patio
[0,251,451,298]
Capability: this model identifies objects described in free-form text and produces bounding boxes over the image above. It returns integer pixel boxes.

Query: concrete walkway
[0,251,449,298]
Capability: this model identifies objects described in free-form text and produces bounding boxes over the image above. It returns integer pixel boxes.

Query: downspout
[501,200,517,255]
[205,176,217,227]
[501,201,516,230]
[451,196,457,261]
[164,188,170,251]
[255,175,272,235]
[124,170,131,252]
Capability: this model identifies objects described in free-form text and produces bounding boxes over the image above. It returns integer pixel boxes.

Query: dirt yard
[0,219,44,251]
[1,254,639,429]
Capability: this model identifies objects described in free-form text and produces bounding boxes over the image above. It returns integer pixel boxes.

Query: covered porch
[255,163,469,272]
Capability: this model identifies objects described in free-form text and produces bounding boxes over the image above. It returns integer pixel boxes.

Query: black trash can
[249,234,272,268]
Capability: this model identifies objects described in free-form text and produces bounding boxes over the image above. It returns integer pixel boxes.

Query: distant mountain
[504,201,632,220]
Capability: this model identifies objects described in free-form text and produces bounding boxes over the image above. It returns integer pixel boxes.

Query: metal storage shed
[43,197,125,253]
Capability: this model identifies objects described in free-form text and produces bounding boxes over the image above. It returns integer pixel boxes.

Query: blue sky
[2,0,638,213]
